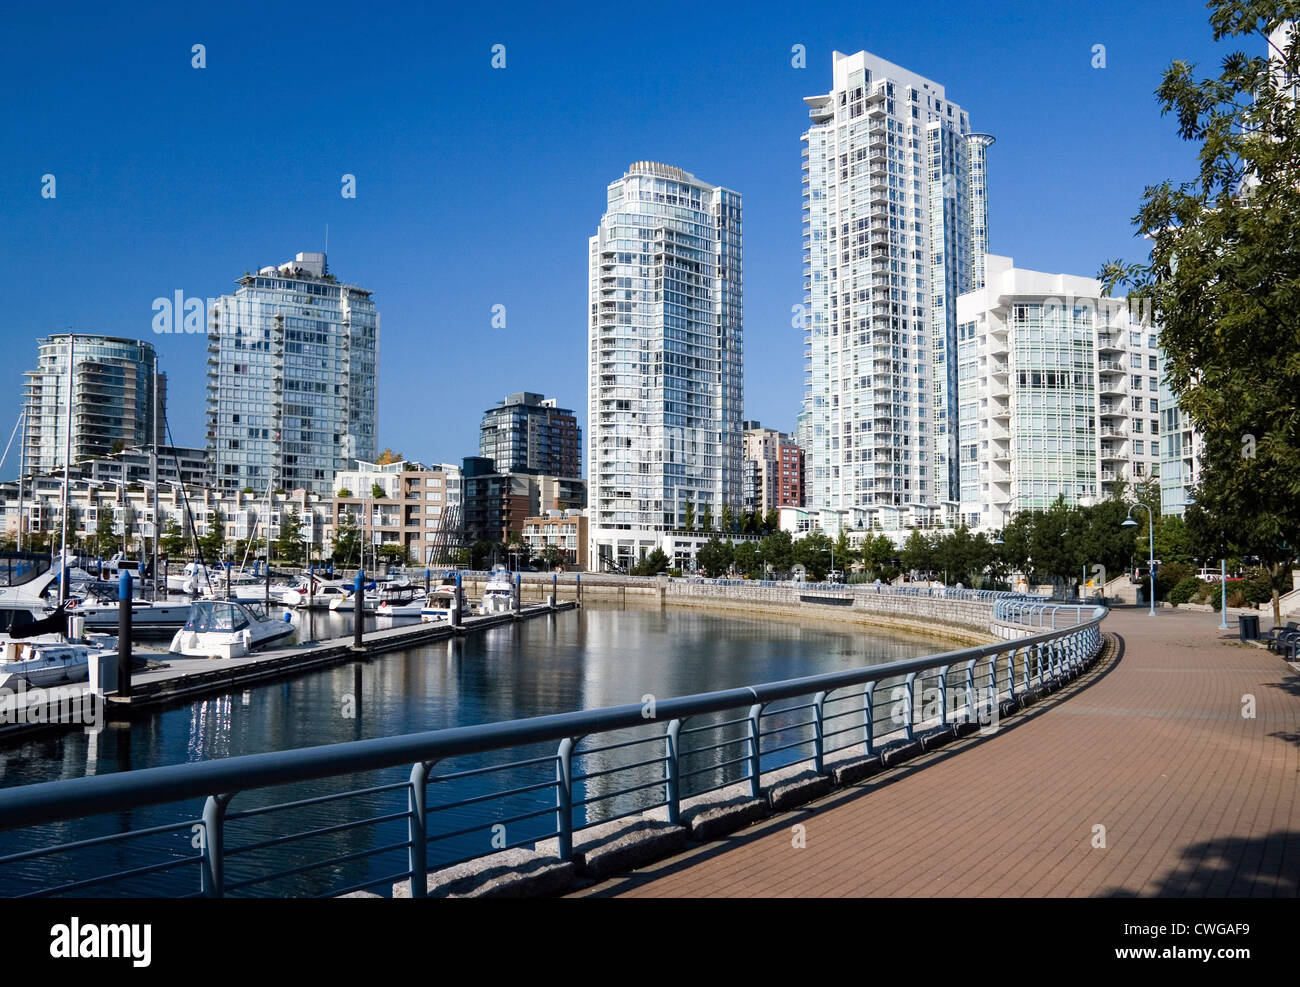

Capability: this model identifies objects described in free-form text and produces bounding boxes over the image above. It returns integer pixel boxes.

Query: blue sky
[0,0,1234,477]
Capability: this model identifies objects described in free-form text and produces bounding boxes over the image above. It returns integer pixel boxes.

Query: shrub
[1155,561,1195,601]
[1168,576,1202,607]
[1241,568,1276,606]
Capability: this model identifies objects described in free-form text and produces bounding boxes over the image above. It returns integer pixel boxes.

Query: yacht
[168,599,294,658]
[331,581,420,613]
[420,573,461,623]
[481,565,515,614]
[73,596,195,632]
[281,575,352,609]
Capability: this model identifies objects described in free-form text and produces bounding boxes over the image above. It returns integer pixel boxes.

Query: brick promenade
[580,607,1300,897]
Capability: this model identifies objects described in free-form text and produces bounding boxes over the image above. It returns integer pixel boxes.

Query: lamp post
[1219,557,1229,630]
[1121,504,1155,617]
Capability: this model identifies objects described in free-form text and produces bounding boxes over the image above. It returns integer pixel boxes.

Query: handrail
[0,599,1107,897]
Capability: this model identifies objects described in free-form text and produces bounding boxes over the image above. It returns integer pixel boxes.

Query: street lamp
[1121,504,1156,617]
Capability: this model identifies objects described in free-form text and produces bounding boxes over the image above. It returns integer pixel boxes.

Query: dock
[0,600,576,744]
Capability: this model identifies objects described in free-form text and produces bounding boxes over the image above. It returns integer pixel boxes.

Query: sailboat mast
[151,352,160,600]
[59,335,73,605]
[16,408,25,553]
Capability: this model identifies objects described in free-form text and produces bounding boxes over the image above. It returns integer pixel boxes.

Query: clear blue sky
[0,0,1234,478]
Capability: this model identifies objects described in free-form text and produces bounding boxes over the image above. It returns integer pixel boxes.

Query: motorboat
[331,581,420,613]
[420,573,461,623]
[168,599,294,658]
[281,575,352,609]
[375,595,426,621]
[72,596,196,632]
[481,565,515,614]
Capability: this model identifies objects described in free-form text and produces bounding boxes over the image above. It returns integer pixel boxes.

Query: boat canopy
[183,600,267,632]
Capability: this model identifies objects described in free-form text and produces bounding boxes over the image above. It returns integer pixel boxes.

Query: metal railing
[0,600,1106,898]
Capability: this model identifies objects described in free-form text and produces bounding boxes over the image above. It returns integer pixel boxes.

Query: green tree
[198,507,225,561]
[1100,1,1300,624]
[370,482,385,500]
[900,529,935,578]
[682,501,695,532]
[794,531,832,580]
[275,507,306,565]
[862,533,897,576]
[541,545,567,571]
[1029,497,1076,589]
[160,518,187,559]
[732,540,761,578]
[336,488,353,499]
[94,508,117,556]
[700,504,714,532]
[720,505,734,534]
[763,509,779,533]
[758,529,793,574]
[333,510,361,566]
[832,529,855,572]
[695,536,733,577]
[631,547,670,576]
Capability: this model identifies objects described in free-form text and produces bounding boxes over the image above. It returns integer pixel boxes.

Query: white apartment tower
[587,162,743,571]
[801,50,992,513]
[955,256,1162,530]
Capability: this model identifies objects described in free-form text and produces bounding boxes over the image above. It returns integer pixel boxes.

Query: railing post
[747,703,763,798]
[964,659,977,726]
[556,737,575,861]
[407,760,435,899]
[903,672,916,741]
[665,719,683,825]
[200,793,231,898]
[936,667,948,727]
[863,682,876,755]
[813,691,827,773]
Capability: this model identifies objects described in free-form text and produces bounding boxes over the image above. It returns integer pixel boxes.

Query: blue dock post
[514,572,522,615]
[452,571,462,628]
[550,572,557,609]
[117,570,132,696]
[353,569,364,649]
[576,573,581,607]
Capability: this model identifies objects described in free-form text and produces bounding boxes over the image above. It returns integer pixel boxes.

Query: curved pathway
[578,607,1300,897]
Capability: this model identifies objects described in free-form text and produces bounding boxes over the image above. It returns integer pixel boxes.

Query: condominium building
[207,252,378,496]
[742,421,805,515]
[328,460,463,565]
[587,162,743,570]
[461,457,586,547]
[522,511,588,569]
[1158,358,1202,517]
[955,255,1162,530]
[22,335,165,475]
[479,392,581,477]
[800,50,992,513]
[78,445,210,489]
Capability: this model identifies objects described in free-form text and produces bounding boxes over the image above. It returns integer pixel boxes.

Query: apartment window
[1134,440,1144,455]
[1130,353,1142,369]
[1133,418,1144,433]
[1148,355,1158,370]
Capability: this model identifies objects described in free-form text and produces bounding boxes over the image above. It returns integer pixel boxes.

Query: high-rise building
[955,256,1162,530]
[742,422,805,515]
[587,162,743,570]
[207,252,378,496]
[22,334,165,475]
[800,50,991,513]
[479,392,581,478]
[1158,356,1202,518]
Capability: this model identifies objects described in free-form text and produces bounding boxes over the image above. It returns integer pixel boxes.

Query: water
[0,606,943,897]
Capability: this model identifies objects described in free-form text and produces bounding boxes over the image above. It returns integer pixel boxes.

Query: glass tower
[587,162,743,570]
[800,50,990,512]
[207,252,378,496]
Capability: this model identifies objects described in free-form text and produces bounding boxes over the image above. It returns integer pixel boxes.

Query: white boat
[168,600,294,658]
[73,597,195,631]
[420,575,461,623]
[282,575,352,609]
[330,581,420,612]
[0,641,94,689]
[375,596,425,621]
[481,565,515,614]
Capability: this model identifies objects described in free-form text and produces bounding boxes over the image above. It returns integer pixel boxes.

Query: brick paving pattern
[580,608,1300,897]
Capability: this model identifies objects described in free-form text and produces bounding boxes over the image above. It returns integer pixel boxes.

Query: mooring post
[265,554,271,607]
[424,568,430,594]
[117,570,132,697]
[353,568,364,650]
[576,573,581,607]
[514,572,522,615]
[452,571,462,628]
[550,572,557,609]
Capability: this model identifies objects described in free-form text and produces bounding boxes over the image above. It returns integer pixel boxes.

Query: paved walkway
[580,607,1300,897]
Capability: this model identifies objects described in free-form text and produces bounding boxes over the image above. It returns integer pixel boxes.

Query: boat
[481,565,515,614]
[168,599,294,658]
[281,574,352,609]
[375,594,425,621]
[72,596,196,632]
[420,573,462,623]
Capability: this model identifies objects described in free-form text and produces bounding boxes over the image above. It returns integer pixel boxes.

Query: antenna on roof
[325,223,329,254]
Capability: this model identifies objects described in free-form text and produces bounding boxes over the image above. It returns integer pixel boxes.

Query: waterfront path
[581,607,1300,897]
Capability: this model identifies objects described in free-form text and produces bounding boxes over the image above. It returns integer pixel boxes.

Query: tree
[336,488,353,499]
[695,536,733,577]
[758,529,793,574]
[733,540,761,578]
[862,533,897,576]
[198,507,225,561]
[333,510,361,565]
[160,518,187,559]
[94,508,117,556]
[900,529,934,578]
[682,501,695,532]
[541,545,567,571]
[370,482,385,500]
[631,547,670,576]
[700,504,714,532]
[275,507,306,565]
[1099,1,1300,624]
[763,509,779,533]
[832,530,855,571]
[1029,497,1076,589]
[375,448,403,465]
[794,531,832,580]
[720,505,734,534]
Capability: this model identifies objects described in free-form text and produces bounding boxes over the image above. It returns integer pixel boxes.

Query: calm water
[0,606,941,897]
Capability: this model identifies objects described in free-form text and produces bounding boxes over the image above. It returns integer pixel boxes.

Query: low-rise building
[327,460,464,566]
[522,511,588,569]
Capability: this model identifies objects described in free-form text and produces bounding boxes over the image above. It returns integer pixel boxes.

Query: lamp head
[1121,518,1138,528]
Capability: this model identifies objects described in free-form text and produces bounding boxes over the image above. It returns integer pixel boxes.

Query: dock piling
[353,569,365,650]
[117,570,132,697]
